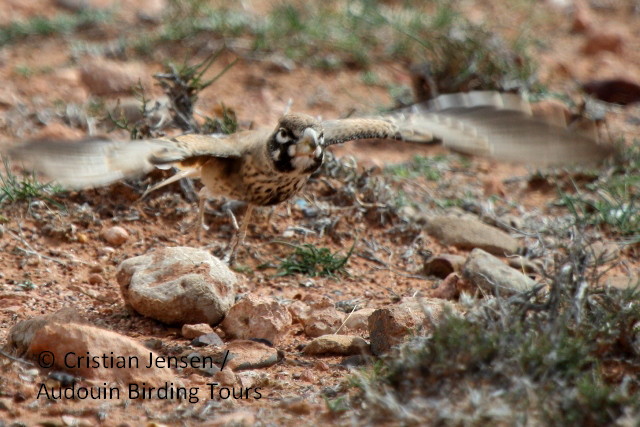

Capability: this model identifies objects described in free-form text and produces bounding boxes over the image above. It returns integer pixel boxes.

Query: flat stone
[303,335,370,356]
[7,308,85,355]
[424,214,519,255]
[463,248,538,295]
[224,340,279,371]
[343,308,376,334]
[27,323,175,386]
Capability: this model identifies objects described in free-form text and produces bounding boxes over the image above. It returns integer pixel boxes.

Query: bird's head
[268,113,324,174]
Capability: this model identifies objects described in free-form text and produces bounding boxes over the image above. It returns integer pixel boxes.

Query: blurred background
[1,0,638,143]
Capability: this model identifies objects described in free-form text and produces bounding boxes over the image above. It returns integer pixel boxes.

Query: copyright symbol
[38,351,55,368]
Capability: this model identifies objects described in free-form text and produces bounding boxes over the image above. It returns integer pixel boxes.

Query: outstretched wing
[8,132,249,190]
[321,118,400,146]
[149,131,261,165]
[385,91,612,167]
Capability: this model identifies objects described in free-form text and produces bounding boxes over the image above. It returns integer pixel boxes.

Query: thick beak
[296,128,319,157]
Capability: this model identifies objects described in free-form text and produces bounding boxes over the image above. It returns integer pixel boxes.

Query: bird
[8,91,612,263]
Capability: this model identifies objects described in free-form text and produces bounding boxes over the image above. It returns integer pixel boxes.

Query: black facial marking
[268,114,324,173]
[269,134,296,172]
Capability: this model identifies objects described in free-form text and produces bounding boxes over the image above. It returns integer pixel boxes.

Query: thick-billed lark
[9,91,611,262]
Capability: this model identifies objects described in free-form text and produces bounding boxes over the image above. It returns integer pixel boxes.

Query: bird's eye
[276,129,290,144]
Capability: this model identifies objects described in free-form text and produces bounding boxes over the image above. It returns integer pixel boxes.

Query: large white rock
[117,247,237,325]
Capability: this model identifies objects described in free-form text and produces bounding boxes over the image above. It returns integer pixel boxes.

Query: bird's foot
[221,240,240,266]
[194,222,210,241]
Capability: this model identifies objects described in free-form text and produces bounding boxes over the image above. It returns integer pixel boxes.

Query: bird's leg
[225,203,255,265]
[223,204,240,231]
[196,187,210,240]
[265,205,277,230]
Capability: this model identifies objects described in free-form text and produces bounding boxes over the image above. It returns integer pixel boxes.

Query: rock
[303,335,370,356]
[185,352,220,376]
[423,254,467,278]
[100,226,129,246]
[369,298,455,356]
[463,249,538,295]
[192,333,224,348]
[88,273,105,285]
[300,298,345,338]
[428,273,460,300]
[79,58,150,96]
[212,368,237,386]
[117,247,236,325]
[224,340,279,371]
[288,300,311,323]
[571,0,594,33]
[482,176,506,197]
[144,338,163,350]
[135,0,167,22]
[8,308,84,355]
[507,256,542,274]
[582,78,640,105]
[236,370,264,388]
[343,308,376,334]
[27,323,175,386]
[221,296,292,344]
[341,355,373,367]
[299,370,316,382]
[280,398,315,415]
[181,323,214,339]
[423,214,519,255]
[201,411,255,427]
[581,30,624,55]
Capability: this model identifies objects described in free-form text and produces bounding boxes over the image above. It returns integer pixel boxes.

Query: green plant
[0,9,112,46]
[155,51,238,132]
[274,241,355,277]
[0,157,63,205]
[556,144,640,239]
[346,229,640,425]
[386,155,450,180]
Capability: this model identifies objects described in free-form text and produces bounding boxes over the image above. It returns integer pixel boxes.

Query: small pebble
[192,333,224,347]
[181,323,214,339]
[100,226,129,246]
[88,274,105,285]
[213,368,236,386]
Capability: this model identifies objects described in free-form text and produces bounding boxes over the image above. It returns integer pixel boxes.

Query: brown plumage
[8,91,612,262]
